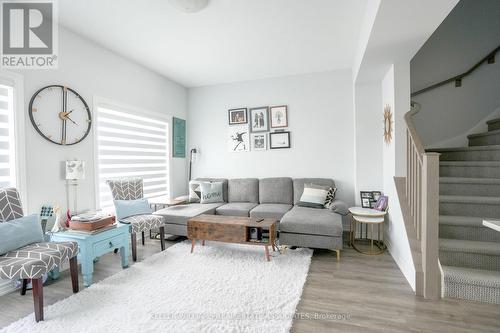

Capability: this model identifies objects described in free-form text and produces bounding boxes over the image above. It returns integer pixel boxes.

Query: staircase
[430,118,500,304]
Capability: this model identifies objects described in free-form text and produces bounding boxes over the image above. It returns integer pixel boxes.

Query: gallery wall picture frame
[270,105,288,128]
[228,124,250,152]
[249,106,269,132]
[251,133,267,151]
[228,108,248,125]
[269,131,291,149]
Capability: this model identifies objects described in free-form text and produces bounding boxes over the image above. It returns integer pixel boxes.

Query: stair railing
[411,44,499,97]
[405,101,441,299]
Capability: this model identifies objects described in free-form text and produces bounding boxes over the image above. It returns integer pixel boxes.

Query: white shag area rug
[2,241,312,333]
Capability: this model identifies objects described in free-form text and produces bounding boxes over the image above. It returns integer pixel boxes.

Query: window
[0,83,17,188]
[95,101,170,212]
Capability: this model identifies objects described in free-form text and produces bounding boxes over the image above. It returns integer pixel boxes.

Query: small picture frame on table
[360,191,382,208]
[270,131,291,149]
[228,108,248,125]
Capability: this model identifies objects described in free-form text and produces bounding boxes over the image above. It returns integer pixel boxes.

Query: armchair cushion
[120,214,164,233]
[0,241,78,280]
[0,214,44,255]
[114,198,152,220]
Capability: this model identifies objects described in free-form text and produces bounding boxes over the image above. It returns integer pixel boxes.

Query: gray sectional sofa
[154,177,346,255]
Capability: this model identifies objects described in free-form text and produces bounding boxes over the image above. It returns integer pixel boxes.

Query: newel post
[421,152,441,299]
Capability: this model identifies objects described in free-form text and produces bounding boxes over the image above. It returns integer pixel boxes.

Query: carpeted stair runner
[429,117,500,304]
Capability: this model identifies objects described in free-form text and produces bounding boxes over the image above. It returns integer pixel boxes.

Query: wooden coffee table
[187,214,277,261]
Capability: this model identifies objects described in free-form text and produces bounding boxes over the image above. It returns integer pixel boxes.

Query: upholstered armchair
[106,178,165,261]
[0,188,79,322]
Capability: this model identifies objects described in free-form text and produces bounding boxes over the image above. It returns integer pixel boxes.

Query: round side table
[349,207,387,255]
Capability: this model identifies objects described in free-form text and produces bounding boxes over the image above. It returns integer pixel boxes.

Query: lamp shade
[65,160,85,180]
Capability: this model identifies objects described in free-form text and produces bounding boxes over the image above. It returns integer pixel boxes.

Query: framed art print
[228,124,250,152]
[228,108,247,125]
[360,191,373,208]
[251,133,267,151]
[269,131,290,149]
[270,105,288,128]
[360,191,382,208]
[249,107,269,132]
[172,117,186,158]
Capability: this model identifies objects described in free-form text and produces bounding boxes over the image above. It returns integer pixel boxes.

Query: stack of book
[68,212,116,235]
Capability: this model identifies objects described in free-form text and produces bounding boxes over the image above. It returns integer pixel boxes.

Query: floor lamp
[188,148,197,181]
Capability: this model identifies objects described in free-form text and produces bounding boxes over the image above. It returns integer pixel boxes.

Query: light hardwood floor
[1,236,499,332]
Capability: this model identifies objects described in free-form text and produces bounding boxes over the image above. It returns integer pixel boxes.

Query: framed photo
[360,191,382,208]
[249,107,269,132]
[251,133,267,151]
[360,191,373,208]
[228,124,250,152]
[269,131,290,149]
[270,105,288,128]
[228,108,247,125]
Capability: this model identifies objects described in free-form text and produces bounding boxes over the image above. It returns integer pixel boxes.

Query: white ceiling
[59,0,367,87]
[355,0,459,83]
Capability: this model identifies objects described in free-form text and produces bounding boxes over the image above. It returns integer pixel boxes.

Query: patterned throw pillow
[298,184,330,209]
[324,187,337,208]
[200,182,224,204]
[189,180,204,203]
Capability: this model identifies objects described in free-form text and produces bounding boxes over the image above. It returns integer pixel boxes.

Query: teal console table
[50,223,130,287]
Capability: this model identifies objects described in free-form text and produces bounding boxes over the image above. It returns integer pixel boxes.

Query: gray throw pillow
[200,182,224,204]
[328,199,349,216]
[297,183,330,209]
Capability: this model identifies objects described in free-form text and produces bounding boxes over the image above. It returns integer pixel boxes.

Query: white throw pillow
[200,182,224,204]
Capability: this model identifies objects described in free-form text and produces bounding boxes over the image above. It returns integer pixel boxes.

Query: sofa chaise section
[154,203,224,236]
[280,206,343,250]
[279,178,343,257]
[216,178,259,217]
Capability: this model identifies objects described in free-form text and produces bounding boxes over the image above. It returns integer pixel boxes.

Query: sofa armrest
[328,199,349,216]
[174,195,189,202]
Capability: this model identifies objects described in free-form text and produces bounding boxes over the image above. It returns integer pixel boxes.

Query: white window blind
[95,104,170,211]
[0,83,17,189]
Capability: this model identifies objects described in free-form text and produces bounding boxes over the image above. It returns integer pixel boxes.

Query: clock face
[29,85,92,145]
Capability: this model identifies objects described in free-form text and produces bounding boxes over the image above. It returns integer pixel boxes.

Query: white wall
[14,28,187,214]
[353,82,383,205]
[188,70,355,205]
[382,63,415,290]
[411,0,500,147]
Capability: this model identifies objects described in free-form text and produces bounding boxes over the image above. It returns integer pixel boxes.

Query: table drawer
[93,235,123,256]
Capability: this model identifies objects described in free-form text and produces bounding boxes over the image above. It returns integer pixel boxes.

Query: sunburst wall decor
[383,104,393,144]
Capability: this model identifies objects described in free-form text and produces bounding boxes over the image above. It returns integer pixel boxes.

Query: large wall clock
[29,85,92,145]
